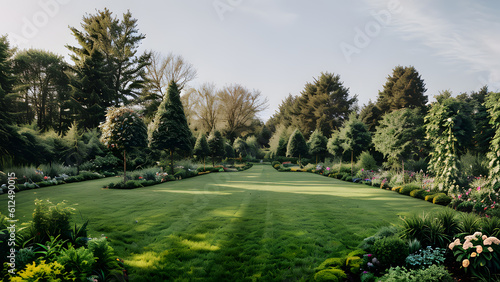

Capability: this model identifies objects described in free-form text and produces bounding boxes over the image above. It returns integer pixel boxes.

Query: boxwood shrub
[400,184,421,195]
[433,194,452,206]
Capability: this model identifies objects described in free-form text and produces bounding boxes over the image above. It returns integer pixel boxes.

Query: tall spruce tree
[376,66,427,114]
[193,133,210,170]
[149,81,193,174]
[286,129,308,165]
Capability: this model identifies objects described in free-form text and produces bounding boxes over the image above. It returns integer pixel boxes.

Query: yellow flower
[477,245,483,254]
[463,259,470,268]
[471,252,477,257]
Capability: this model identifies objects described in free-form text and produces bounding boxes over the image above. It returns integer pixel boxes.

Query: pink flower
[477,186,481,191]
[458,194,462,199]
[326,167,330,171]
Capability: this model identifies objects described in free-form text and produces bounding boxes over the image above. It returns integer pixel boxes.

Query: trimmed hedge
[433,194,452,206]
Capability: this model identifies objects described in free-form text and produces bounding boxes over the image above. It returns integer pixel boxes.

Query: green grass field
[0,165,445,281]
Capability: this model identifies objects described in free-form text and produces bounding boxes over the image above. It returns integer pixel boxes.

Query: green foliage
[407,239,422,254]
[372,236,409,267]
[379,265,452,282]
[286,129,308,160]
[399,212,451,248]
[233,137,249,157]
[481,216,500,237]
[400,184,421,195]
[486,92,500,188]
[457,201,474,212]
[374,108,426,168]
[331,113,372,161]
[376,66,428,113]
[56,245,96,279]
[314,268,346,281]
[357,151,377,170]
[287,72,358,138]
[308,129,328,163]
[458,212,482,236]
[100,107,147,151]
[87,237,121,274]
[11,260,74,281]
[405,246,446,269]
[207,130,225,166]
[33,199,74,241]
[432,194,452,206]
[193,133,210,161]
[149,81,194,172]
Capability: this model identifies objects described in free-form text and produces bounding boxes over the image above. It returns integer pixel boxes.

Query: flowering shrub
[449,231,500,278]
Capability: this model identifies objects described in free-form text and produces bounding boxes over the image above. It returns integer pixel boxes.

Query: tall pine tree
[207,129,225,167]
[287,129,308,165]
[193,133,210,170]
[149,81,193,174]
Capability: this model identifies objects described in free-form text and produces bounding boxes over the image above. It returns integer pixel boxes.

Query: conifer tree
[149,81,193,174]
[193,133,210,170]
[287,129,308,165]
[207,129,225,167]
[308,129,327,165]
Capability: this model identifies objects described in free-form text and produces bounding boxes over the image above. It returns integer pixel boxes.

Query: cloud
[238,3,299,27]
[364,0,500,90]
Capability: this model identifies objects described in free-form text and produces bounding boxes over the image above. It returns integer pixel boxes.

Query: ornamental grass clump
[449,231,500,279]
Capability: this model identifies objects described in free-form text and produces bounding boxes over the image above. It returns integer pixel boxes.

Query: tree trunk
[123,149,127,183]
[203,156,206,171]
[351,150,353,177]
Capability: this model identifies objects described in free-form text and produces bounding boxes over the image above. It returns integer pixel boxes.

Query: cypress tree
[308,129,327,165]
[149,81,193,174]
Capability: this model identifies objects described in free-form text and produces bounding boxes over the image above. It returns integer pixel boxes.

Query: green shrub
[271,161,280,167]
[412,189,430,200]
[400,184,421,195]
[372,236,409,268]
[481,216,500,237]
[273,164,280,169]
[357,151,377,170]
[11,260,74,281]
[379,265,452,282]
[345,176,353,182]
[458,212,482,235]
[424,193,438,202]
[456,201,474,212]
[432,194,452,206]
[407,239,421,254]
[56,245,95,280]
[314,268,346,281]
[88,237,121,275]
[33,199,74,241]
[174,169,187,179]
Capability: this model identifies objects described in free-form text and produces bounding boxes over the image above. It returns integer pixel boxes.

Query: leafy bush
[379,265,452,282]
[372,236,409,268]
[357,151,377,170]
[424,193,438,203]
[457,201,474,212]
[56,245,95,280]
[411,189,430,200]
[458,212,482,235]
[33,199,75,241]
[359,226,399,252]
[433,194,452,206]
[405,246,446,269]
[314,268,346,281]
[481,216,500,237]
[406,158,428,174]
[407,239,422,254]
[400,184,421,195]
[11,260,74,281]
[88,237,121,274]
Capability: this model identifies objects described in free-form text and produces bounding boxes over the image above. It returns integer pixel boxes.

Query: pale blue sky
[1,0,499,120]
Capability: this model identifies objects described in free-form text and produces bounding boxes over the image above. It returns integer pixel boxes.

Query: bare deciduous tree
[193,83,219,133]
[217,84,268,140]
[145,50,197,93]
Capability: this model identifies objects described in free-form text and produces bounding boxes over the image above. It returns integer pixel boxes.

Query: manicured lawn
[0,165,446,281]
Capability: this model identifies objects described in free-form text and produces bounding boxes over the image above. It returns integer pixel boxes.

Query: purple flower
[367,262,374,267]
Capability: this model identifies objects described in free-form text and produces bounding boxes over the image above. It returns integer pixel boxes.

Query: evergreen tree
[233,137,249,158]
[359,100,382,132]
[224,142,235,160]
[331,113,372,169]
[207,129,225,166]
[486,92,500,188]
[373,108,426,168]
[63,122,88,175]
[193,133,210,170]
[100,107,147,182]
[292,72,357,138]
[286,129,308,165]
[149,81,193,174]
[376,66,427,114]
[308,129,327,165]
